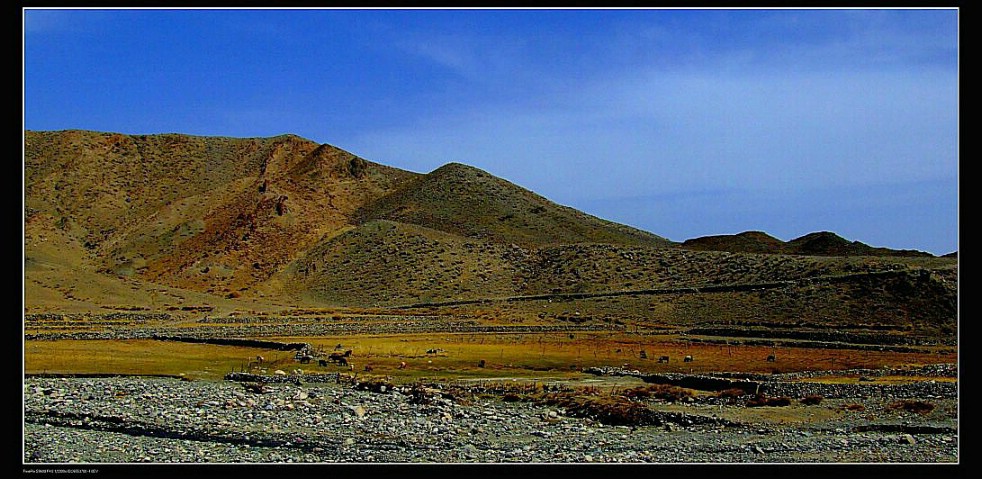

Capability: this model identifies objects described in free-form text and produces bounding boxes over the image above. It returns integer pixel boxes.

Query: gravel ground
[23,376,958,465]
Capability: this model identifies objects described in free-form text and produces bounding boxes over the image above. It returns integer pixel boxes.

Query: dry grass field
[25,339,273,380]
[25,331,956,383]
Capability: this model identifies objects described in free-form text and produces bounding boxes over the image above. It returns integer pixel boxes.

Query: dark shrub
[716,388,747,399]
[348,157,368,178]
[888,400,935,415]
[800,395,824,406]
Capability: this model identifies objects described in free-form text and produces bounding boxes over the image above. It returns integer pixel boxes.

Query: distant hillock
[680,231,785,254]
[683,230,933,258]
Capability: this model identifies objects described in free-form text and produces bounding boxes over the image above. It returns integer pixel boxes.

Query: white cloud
[347,65,957,208]
[341,10,956,207]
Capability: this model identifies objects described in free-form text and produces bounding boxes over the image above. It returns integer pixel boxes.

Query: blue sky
[23,8,958,255]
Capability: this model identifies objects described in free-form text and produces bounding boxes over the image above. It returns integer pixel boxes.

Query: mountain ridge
[24,130,951,322]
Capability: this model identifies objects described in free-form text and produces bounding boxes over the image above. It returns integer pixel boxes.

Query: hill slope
[355,162,673,247]
[25,130,674,306]
[25,130,419,298]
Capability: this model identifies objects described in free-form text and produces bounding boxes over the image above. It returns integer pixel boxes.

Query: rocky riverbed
[23,374,958,464]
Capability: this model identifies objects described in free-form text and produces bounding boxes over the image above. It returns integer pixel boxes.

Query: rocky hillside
[355,162,672,247]
[25,130,674,306]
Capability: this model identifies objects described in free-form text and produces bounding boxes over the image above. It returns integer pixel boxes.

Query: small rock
[901,434,917,445]
[350,405,367,418]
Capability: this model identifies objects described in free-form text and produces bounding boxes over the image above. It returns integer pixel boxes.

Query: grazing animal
[318,359,329,367]
[398,361,407,369]
[335,343,343,351]
[658,355,670,363]
[478,359,486,368]
[328,350,353,365]
[363,365,374,372]
[639,350,648,359]
[256,356,264,364]
[299,355,312,364]
[684,355,693,363]
[766,354,776,362]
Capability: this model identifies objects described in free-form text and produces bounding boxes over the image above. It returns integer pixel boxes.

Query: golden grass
[24,339,290,381]
[655,401,843,425]
[21,331,945,383]
[798,375,957,385]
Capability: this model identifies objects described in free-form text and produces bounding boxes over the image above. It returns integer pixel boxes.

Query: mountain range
[24,130,956,341]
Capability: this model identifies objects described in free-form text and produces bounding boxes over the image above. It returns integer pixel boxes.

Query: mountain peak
[357,161,671,247]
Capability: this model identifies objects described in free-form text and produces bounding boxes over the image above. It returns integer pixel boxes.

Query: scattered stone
[21,374,957,464]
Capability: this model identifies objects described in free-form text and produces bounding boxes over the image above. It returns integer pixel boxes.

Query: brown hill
[355,162,673,247]
[682,230,933,257]
[25,130,418,298]
[25,130,672,306]
[786,232,932,257]
[680,231,785,254]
